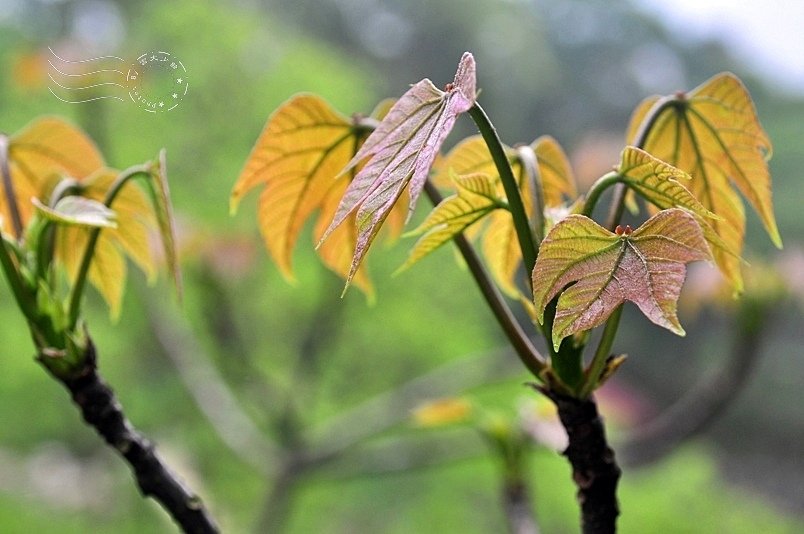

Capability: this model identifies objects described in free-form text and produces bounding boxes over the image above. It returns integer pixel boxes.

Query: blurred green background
[0,0,802,532]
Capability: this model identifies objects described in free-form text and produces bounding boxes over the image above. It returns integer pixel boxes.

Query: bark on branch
[540,389,621,534]
[43,338,220,534]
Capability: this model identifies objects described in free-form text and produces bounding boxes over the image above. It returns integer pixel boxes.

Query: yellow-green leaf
[617,147,715,221]
[148,150,181,296]
[433,134,577,298]
[627,73,781,291]
[532,209,711,350]
[399,172,501,271]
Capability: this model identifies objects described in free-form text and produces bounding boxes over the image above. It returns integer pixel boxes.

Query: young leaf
[433,135,576,208]
[617,147,715,221]
[33,197,117,229]
[532,209,711,350]
[148,150,182,296]
[532,135,578,207]
[627,73,781,291]
[230,94,402,296]
[318,52,477,287]
[54,168,159,318]
[3,117,104,232]
[433,134,576,298]
[399,172,501,271]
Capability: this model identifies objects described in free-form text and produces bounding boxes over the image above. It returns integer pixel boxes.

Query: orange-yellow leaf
[532,135,577,207]
[232,94,355,279]
[52,166,162,317]
[231,94,404,296]
[627,73,781,291]
[3,117,104,234]
[532,209,711,350]
[81,168,158,283]
[58,223,126,319]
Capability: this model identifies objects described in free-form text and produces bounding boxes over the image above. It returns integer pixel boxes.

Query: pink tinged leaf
[318,52,477,286]
[532,209,712,350]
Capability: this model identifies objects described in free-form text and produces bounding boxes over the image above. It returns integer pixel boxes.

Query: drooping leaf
[532,209,711,350]
[3,117,104,233]
[626,73,781,291]
[230,94,404,297]
[147,150,182,296]
[399,172,501,271]
[433,134,577,298]
[33,196,117,228]
[318,52,477,287]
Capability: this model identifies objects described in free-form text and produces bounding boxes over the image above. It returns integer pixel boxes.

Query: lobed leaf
[399,172,501,271]
[532,209,711,350]
[4,116,104,232]
[3,117,177,318]
[617,147,715,220]
[318,52,477,287]
[231,94,404,296]
[433,134,576,209]
[627,73,781,291]
[433,134,577,298]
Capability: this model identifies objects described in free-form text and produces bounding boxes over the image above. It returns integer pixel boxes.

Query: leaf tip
[770,228,783,250]
[229,195,241,216]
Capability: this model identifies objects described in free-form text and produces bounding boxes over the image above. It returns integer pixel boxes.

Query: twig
[423,181,546,377]
[304,346,521,461]
[313,429,484,480]
[255,461,301,534]
[503,479,540,534]
[146,298,278,474]
[43,336,220,534]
